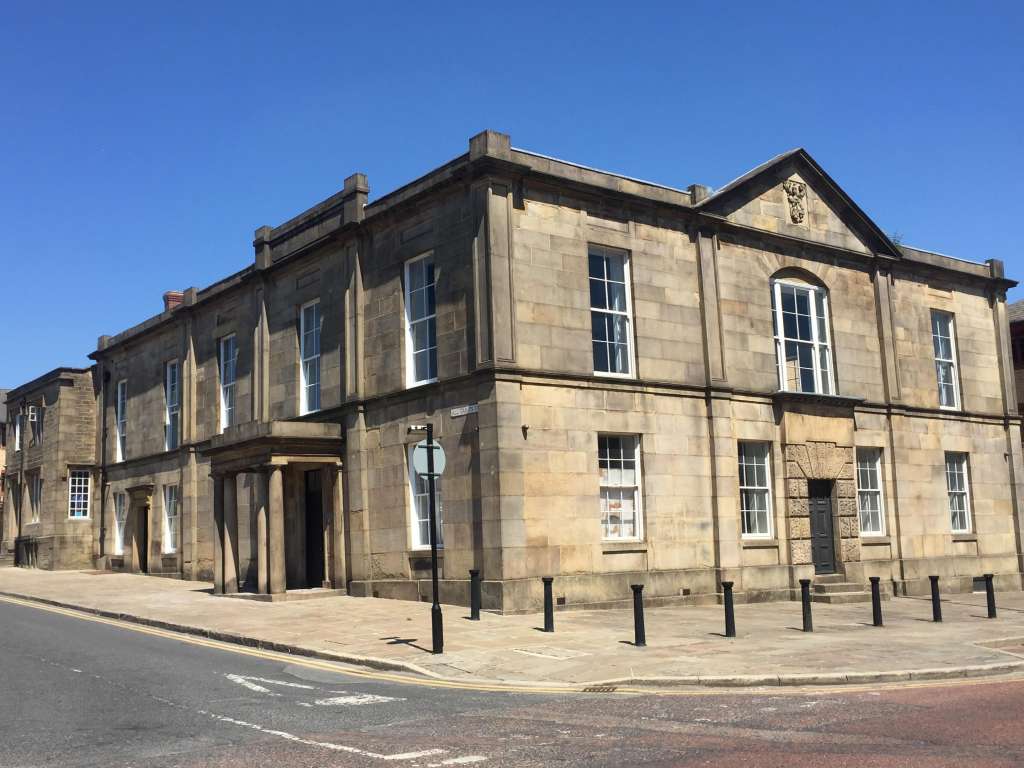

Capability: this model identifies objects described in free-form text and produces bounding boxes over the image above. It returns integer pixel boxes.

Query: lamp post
[409,423,444,654]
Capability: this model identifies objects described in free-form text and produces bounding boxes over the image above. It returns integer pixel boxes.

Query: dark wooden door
[808,480,835,575]
[138,505,149,573]
[304,470,324,588]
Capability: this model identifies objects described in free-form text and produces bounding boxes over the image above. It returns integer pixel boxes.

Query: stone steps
[810,576,889,604]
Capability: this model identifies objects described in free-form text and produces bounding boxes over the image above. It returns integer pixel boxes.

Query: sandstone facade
[5,131,1023,612]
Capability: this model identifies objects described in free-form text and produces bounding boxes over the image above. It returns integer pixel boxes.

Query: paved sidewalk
[3,568,1024,688]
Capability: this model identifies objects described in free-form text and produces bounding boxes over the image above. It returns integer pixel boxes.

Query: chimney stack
[163,290,185,312]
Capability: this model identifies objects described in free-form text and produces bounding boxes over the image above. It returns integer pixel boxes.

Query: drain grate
[582,685,618,693]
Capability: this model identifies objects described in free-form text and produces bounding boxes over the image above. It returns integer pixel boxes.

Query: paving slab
[3,568,1024,688]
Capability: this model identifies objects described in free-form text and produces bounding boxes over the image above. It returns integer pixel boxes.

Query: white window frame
[589,244,635,378]
[163,485,180,554]
[219,334,238,431]
[68,469,91,519]
[165,359,181,451]
[299,299,322,414]
[738,442,774,539]
[29,473,42,524]
[597,434,644,541]
[771,279,835,395]
[404,252,438,388]
[855,448,886,536]
[28,404,42,444]
[113,492,128,556]
[931,310,961,410]
[407,444,443,550]
[14,411,21,452]
[945,451,972,533]
[115,380,127,462]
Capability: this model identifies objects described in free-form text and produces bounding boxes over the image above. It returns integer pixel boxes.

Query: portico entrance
[201,421,346,599]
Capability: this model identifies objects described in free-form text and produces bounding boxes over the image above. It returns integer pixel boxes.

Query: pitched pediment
[697,149,899,258]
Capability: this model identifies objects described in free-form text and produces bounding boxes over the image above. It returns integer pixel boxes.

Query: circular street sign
[412,439,446,477]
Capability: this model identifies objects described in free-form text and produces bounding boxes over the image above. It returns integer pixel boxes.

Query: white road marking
[198,709,453,761]
[225,673,316,695]
[314,693,403,707]
[427,757,489,766]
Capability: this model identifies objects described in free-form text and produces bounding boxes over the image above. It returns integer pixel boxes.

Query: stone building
[2,369,98,568]
[7,130,1024,612]
[0,389,9,561]
[1008,301,1024,409]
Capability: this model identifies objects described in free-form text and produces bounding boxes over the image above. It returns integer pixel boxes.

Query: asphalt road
[2,598,1024,767]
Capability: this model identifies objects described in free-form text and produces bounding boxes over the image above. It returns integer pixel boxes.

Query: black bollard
[800,578,813,632]
[469,569,481,621]
[930,575,942,622]
[542,577,554,632]
[984,573,997,619]
[631,584,646,647]
[722,581,736,638]
[869,576,883,627]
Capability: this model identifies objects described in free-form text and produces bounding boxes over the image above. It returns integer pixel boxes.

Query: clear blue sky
[2,2,1022,386]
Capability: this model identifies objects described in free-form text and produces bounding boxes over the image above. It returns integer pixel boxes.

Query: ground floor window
[408,445,443,549]
[113,492,128,556]
[738,442,773,538]
[598,434,642,540]
[163,485,180,553]
[856,448,885,535]
[945,451,971,533]
[68,470,91,519]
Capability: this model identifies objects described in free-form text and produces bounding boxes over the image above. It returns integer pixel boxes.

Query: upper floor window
[68,470,90,519]
[407,444,443,549]
[589,245,633,376]
[771,280,834,395]
[219,335,238,431]
[113,492,128,556]
[28,404,43,444]
[115,380,127,461]
[29,474,42,524]
[856,448,885,536]
[163,485,180,553]
[300,300,322,414]
[165,360,180,450]
[14,411,21,452]
[738,442,773,538]
[598,434,643,540]
[945,451,971,533]
[405,253,437,387]
[931,310,960,409]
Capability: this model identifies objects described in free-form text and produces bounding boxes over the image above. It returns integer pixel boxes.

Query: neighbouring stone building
[2,369,97,568]
[5,131,1024,612]
[1008,300,1024,410]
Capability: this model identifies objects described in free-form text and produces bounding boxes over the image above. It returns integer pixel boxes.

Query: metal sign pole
[426,422,443,654]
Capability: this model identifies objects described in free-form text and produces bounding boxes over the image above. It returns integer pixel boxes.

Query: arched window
[771,277,835,394]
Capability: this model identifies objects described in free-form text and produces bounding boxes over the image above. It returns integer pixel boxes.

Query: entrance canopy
[199,420,345,598]
[201,420,344,475]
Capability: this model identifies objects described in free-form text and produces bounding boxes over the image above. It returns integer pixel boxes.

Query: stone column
[324,465,347,590]
[212,474,224,595]
[256,472,269,594]
[223,473,239,594]
[268,465,286,595]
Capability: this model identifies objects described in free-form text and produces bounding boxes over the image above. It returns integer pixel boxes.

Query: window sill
[601,541,647,554]
[952,532,977,542]
[860,535,891,544]
[68,517,91,522]
[593,371,635,380]
[406,379,439,390]
[742,538,778,549]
